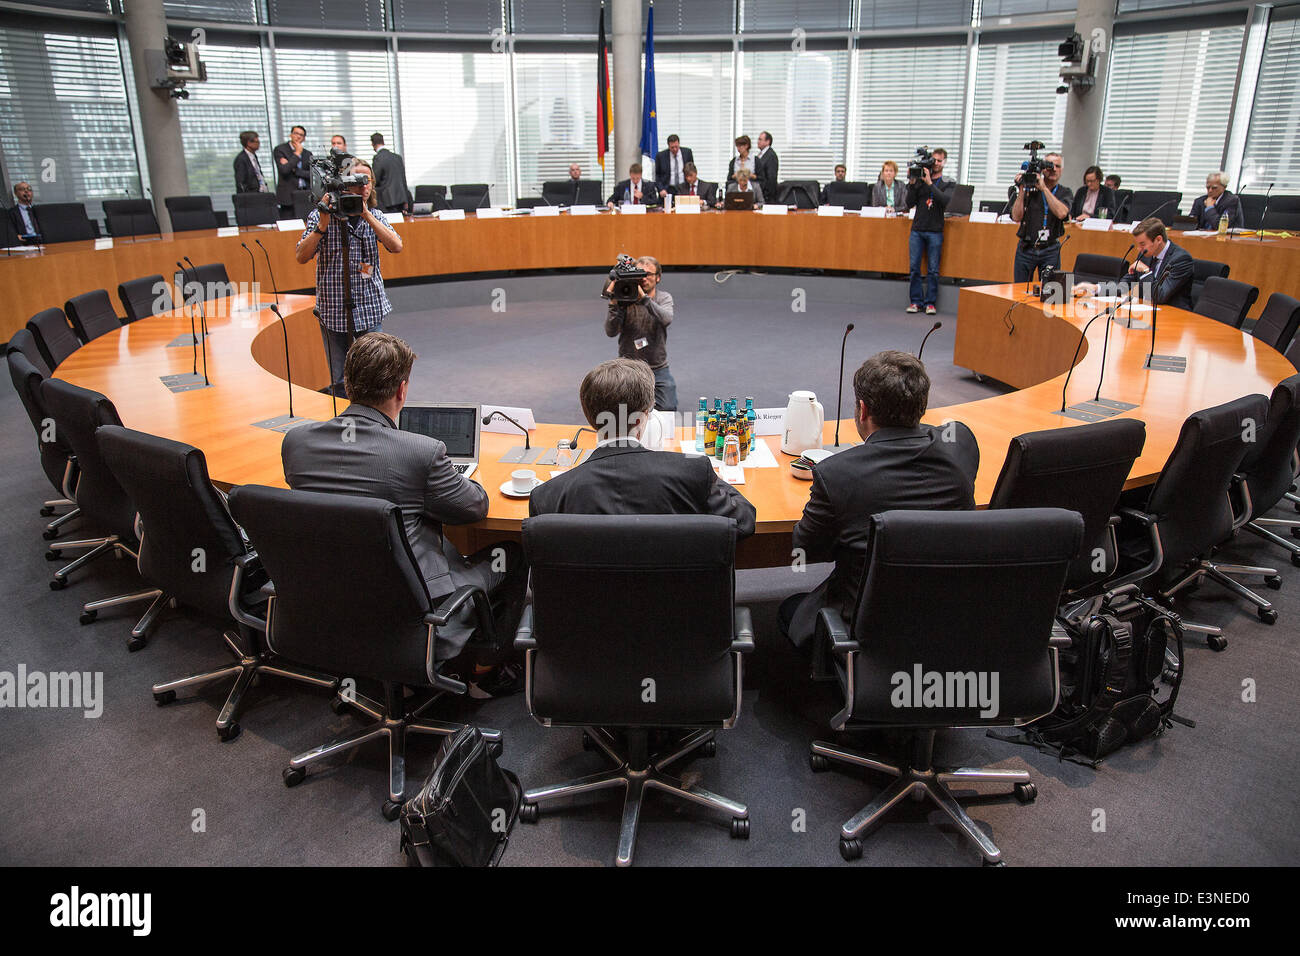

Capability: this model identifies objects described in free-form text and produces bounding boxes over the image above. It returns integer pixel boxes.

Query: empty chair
[777,180,820,208]
[822,181,871,210]
[450,184,491,210]
[1194,276,1259,329]
[1,208,21,246]
[988,418,1147,600]
[26,307,80,370]
[102,199,159,238]
[1237,375,1300,569]
[163,196,219,232]
[7,326,50,378]
[290,189,314,221]
[64,289,122,344]
[809,508,1083,865]
[1262,195,1300,231]
[945,184,975,217]
[540,180,602,206]
[978,199,1006,213]
[1250,293,1300,353]
[1190,258,1230,310]
[34,202,97,243]
[1072,253,1129,284]
[6,341,79,536]
[226,485,503,819]
[231,192,278,227]
[517,514,753,867]
[1120,190,1181,223]
[178,262,234,306]
[413,185,447,204]
[1114,188,1134,215]
[118,274,172,324]
[515,197,543,209]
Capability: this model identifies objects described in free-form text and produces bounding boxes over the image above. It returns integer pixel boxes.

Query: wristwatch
[315,224,328,235]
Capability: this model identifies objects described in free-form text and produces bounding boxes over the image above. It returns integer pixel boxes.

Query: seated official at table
[779,350,978,654]
[7,181,40,242]
[820,163,847,204]
[528,359,755,537]
[870,161,907,213]
[673,163,718,205]
[1071,165,1118,221]
[1121,217,1195,310]
[724,168,764,207]
[1190,171,1244,231]
[607,163,661,208]
[281,333,527,675]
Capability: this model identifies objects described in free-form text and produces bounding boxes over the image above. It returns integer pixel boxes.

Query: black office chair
[231,193,278,227]
[1239,193,1265,230]
[33,202,97,242]
[26,307,80,371]
[1194,276,1259,329]
[64,290,122,344]
[945,184,975,217]
[117,274,172,324]
[6,341,79,536]
[1190,259,1230,311]
[1120,190,1181,223]
[978,200,1005,214]
[0,206,21,246]
[1262,195,1300,231]
[1072,253,1129,284]
[1236,375,1300,568]
[450,184,491,210]
[98,426,337,732]
[178,262,234,306]
[1249,293,1300,354]
[540,180,602,206]
[102,199,159,238]
[777,180,820,208]
[516,513,753,867]
[515,197,543,209]
[1117,393,1275,645]
[163,196,219,232]
[290,189,313,221]
[413,184,447,204]
[226,485,502,819]
[7,326,50,377]
[38,380,161,622]
[988,418,1147,602]
[809,508,1082,865]
[822,181,870,210]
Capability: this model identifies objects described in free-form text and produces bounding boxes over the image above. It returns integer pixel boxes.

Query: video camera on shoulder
[311,148,368,218]
[602,254,649,305]
[1018,140,1049,192]
[907,146,936,182]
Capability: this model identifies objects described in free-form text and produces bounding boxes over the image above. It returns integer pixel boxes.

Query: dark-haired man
[607,162,661,208]
[673,163,718,206]
[273,125,313,217]
[754,131,779,203]
[779,350,979,655]
[604,255,676,410]
[1120,217,1195,311]
[655,134,694,191]
[234,131,267,193]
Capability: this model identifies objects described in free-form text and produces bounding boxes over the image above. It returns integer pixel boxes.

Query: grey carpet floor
[1,271,1297,867]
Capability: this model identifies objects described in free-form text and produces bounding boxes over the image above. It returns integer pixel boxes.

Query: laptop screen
[399,404,479,459]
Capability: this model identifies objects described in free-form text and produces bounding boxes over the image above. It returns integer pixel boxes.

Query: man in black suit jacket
[370,132,412,214]
[654,135,694,191]
[273,124,313,216]
[754,131,779,204]
[1189,171,1243,231]
[1122,217,1195,311]
[234,130,268,193]
[529,359,755,537]
[780,350,979,655]
[606,163,661,208]
[673,163,717,206]
[7,181,40,242]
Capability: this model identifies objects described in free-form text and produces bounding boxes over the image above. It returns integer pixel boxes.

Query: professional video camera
[1018,140,1049,192]
[602,254,649,305]
[310,148,368,218]
[907,146,936,182]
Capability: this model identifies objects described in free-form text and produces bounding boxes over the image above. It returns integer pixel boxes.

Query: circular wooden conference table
[19,211,1300,568]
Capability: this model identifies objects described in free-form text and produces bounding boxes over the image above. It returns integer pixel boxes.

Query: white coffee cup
[510,469,537,494]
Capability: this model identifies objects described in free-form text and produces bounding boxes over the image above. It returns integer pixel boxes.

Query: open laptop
[398,402,481,479]
[724,191,757,211]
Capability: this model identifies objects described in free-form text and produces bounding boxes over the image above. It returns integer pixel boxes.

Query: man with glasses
[1190,171,1243,231]
[273,125,313,217]
[1010,151,1072,284]
[234,131,268,194]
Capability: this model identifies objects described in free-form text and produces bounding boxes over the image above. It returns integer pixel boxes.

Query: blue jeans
[1013,243,1062,284]
[320,323,382,396]
[909,230,942,307]
[653,365,678,411]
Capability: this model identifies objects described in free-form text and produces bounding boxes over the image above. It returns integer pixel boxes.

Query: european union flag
[639,4,657,162]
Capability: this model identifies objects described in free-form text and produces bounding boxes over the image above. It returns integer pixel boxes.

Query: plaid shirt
[300,208,393,332]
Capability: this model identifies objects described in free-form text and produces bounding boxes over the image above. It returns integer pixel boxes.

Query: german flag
[597,4,612,169]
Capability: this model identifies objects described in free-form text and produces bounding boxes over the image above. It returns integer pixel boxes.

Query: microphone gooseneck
[917,321,942,363]
[834,323,855,447]
[268,304,293,420]
[484,410,530,449]
[1060,302,1125,412]
[240,242,257,308]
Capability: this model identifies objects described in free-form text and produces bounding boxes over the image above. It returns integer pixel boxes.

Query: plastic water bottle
[696,397,707,452]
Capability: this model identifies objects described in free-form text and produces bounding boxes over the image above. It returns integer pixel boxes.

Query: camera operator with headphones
[296,154,403,396]
[1010,145,1072,284]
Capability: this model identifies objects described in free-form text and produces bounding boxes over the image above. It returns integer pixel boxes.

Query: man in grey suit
[282,333,526,679]
[370,132,412,214]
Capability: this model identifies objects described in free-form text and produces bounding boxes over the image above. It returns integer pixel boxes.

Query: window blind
[740,0,851,33]
[737,46,849,183]
[647,48,735,186]
[513,51,600,197]
[273,42,394,166]
[1241,11,1300,193]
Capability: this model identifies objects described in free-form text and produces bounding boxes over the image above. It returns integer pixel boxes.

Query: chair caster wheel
[382,799,402,822]
[519,802,540,823]
[983,858,1006,867]
[79,610,97,625]
[487,739,504,759]
[810,753,830,772]
[40,506,54,517]
[46,551,62,561]
[1208,634,1228,651]
[1258,608,1277,625]
[42,529,58,541]
[282,766,306,788]
[1265,574,1282,590]
[581,732,595,751]
[730,817,750,839]
[1161,667,1180,683]
[1014,782,1037,804]
[700,739,716,757]
[153,690,176,706]
[126,635,146,652]
[839,837,863,861]
[49,577,66,590]
[329,696,349,715]
[218,722,240,742]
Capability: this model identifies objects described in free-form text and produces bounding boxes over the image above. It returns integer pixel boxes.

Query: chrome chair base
[811,733,1034,865]
[1247,518,1300,564]
[1162,556,1279,632]
[47,534,136,588]
[152,630,339,741]
[521,727,749,867]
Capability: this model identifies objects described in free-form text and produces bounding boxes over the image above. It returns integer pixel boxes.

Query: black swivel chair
[978,200,1005,213]
[516,514,753,867]
[515,197,543,209]
[98,426,337,733]
[26,307,80,371]
[988,418,1147,602]
[231,192,278,227]
[1119,190,1181,223]
[777,180,820,208]
[6,341,79,536]
[809,508,1083,865]
[413,184,447,204]
[226,485,502,819]
[290,189,313,221]
[7,326,50,377]
[38,380,161,622]
[822,181,871,210]
[102,199,159,238]
[64,290,122,344]
[1235,375,1300,568]
[118,275,172,324]
[1190,259,1229,310]
[163,196,219,232]
[945,184,975,217]
[1262,195,1300,231]
[1072,253,1129,284]
[33,202,97,243]
[1239,193,1265,230]
[450,184,491,210]
[178,262,234,307]
[1249,293,1300,354]
[1117,394,1276,646]
[1194,276,1259,329]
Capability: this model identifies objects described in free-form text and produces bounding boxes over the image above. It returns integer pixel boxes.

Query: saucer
[500,477,542,499]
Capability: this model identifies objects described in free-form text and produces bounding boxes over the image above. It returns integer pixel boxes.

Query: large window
[649,48,735,186]
[273,42,394,162]
[738,46,850,184]
[1241,11,1300,194]
[513,51,600,198]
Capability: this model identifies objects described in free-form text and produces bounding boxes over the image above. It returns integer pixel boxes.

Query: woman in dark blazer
[1071,165,1118,221]
[870,161,908,212]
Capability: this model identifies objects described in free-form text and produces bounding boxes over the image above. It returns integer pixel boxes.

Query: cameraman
[1011,151,1072,284]
[905,149,953,316]
[296,158,403,396]
[604,256,676,411]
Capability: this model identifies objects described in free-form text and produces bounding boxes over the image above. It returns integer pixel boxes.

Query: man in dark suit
[530,358,755,537]
[7,181,41,242]
[370,132,412,215]
[754,130,779,204]
[1189,171,1243,231]
[273,124,313,218]
[780,350,979,656]
[654,134,694,191]
[1122,217,1195,311]
[673,163,717,205]
[606,163,661,208]
[234,130,268,193]
[282,333,526,673]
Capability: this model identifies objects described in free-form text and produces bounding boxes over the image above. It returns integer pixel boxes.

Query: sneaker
[906,304,920,313]
[925,305,937,315]
[467,662,524,699]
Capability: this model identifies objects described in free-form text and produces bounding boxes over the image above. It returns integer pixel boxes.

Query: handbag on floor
[399,726,521,866]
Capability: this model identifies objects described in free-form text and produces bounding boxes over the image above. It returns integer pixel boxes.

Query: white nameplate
[476,207,504,219]
[1080,217,1113,232]
[217,226,241,237]
[859,206,887,219]
[437,208,465,221]
[968,211,998,224]
[569,205,598,216]
[385,212,405,224]
[620,203,647,215]
[481,404,536,434]
[1113,221,1134,230]
[754,408,787,436]
[276,218,305,231]
[817,205,845,217]
[532,205,560,217]
[674,203,701,215]
[94,237,113,250]
[759,204,788,215]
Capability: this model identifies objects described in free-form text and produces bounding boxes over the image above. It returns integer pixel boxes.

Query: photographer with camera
[1010,145,1072,284]
[603,255,676,411]
[905,146,953,316]
[296,154,404,396]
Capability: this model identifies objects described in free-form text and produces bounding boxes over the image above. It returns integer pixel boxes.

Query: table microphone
[832,323,854,447]
[1258,183,1275,242]
[182,256,211,384]
[267,303,295,420]
[1059,301,1126,412]
[240,242,257,309]
[567,426,595,448]
[484,410,530,449]
[254,239,281,308]
[176,262,198,376]
[917,321,942,362]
